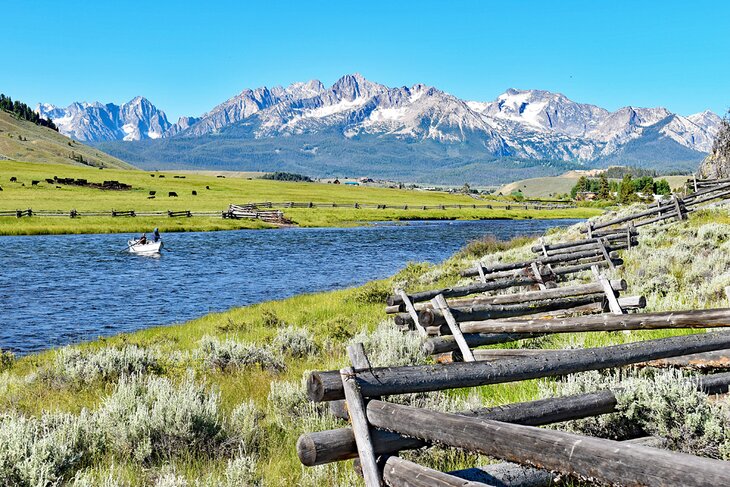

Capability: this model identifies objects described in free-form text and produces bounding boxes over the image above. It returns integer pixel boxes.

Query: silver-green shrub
[544,370,730,458]
[52,345,162,384]
[94,374,224,463]
[0,410,97,486]
[273,326,319,358]
[227,400,265,456]
[197,336,284,372]
[349,321,426,367]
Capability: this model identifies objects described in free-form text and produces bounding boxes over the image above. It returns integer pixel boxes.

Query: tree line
[0,94,58,131]
[571,173,671,203]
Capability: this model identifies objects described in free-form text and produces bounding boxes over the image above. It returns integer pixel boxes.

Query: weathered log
[447,436,666,486]
[365,400,730,487]
[539,237,637,257]
[643,349,730,370]
[421,332,543,354]
[300,371,730,467]
[456,308,730,335]
[387,277,538,306]
[461,250,619,277]
[450,348,564,363]
[580,203,677,233]
[380,455,492,487]
[297,390,616,466]
[388,280,625,314]
[417,294,606,327]
[529,232,638,253]
[307,331,730,402]
[447,462,554,487]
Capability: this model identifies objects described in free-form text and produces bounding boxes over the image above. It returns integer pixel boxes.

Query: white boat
[127,239,164,255]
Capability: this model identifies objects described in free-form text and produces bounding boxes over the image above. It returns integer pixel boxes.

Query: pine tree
[598,173,611,200]
[619,174,636,204]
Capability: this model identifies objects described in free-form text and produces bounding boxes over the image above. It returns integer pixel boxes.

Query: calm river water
[0,219,580,353]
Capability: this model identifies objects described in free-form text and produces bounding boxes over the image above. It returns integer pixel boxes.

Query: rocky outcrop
[698,116,730,178]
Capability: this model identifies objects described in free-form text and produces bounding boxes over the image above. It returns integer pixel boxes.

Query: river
[0,219,581,353]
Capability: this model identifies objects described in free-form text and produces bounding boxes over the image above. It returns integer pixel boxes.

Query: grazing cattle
[168,192,178,197]
[10,177,17,182]
[192,190,197,195]
[56,186,61,189]
[45,179,54,184]
[149,191,156,195]
[0,186,3,191]
[159,175,165,178]
[31,180,39,186]
[206,185,210,190]
[148,195,155,199]
[150,174,155,177]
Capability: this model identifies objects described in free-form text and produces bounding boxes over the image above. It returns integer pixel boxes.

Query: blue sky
[4,0,728,120]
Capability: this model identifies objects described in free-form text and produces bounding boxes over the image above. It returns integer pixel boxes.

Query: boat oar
[120,241,137,252]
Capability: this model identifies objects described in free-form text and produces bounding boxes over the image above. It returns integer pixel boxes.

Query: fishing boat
[127,239,164,255]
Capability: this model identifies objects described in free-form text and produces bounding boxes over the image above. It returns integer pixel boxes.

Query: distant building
[576,191,598,201]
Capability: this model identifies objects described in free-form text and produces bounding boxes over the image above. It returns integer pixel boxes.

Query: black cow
[168,192,178,197]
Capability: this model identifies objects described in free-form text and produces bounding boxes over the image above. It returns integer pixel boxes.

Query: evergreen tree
[618,174,636,203]
[598,173,611,199]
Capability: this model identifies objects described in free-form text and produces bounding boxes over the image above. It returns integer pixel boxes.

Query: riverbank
[0,159,601,235]
[3,206,727,485]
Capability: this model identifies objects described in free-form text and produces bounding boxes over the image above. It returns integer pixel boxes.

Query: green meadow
[0,160,601,235]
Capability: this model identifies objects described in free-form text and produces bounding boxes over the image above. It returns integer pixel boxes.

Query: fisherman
[152,228,161,242]
[138,233,147,245]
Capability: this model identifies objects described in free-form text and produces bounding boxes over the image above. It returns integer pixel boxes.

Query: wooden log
[447,436,666,486]
[529,232,638,253]
[457,308,730,335]
[389,259,622,309]
[365,400,730,487]
[399,289,427,337]
[643,350,730,370]
[381,455,492,487]
[300,372,730,467]
[447,462,554,487]
[580,203,677,233]
[342,344,382,487]
[539,237,638,257]
[298,389,617,466]
[422,332,544,355]
[306,331,730,402]
[433,294,475,362]
[387,277,539,306]
[417,294,606,327]
[450,348,565,363]
[390,280,625,314]
[461,250,620,277]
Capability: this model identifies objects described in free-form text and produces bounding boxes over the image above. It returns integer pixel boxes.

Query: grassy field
[0,111,132,169]
[1,206,729,485]
[499,173,691,198]
[0,160,602,235]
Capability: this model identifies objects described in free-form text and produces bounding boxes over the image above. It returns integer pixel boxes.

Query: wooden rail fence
[298,176,730,486]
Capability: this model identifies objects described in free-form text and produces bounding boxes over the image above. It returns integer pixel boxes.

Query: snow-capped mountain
[44,74,723,181]
[36,97,172,142]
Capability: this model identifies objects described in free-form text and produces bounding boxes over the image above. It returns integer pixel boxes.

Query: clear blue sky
[4,0,728,121]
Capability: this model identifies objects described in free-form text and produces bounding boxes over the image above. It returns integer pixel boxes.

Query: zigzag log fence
[299,176,730,486]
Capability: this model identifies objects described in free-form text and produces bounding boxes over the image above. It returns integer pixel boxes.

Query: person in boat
[138,233,147,245]
[152,228,161,242]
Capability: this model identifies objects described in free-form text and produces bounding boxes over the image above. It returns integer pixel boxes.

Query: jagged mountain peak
[36,97,171,142]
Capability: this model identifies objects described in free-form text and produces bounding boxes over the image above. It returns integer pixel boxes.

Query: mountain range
[36,74,722,184]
